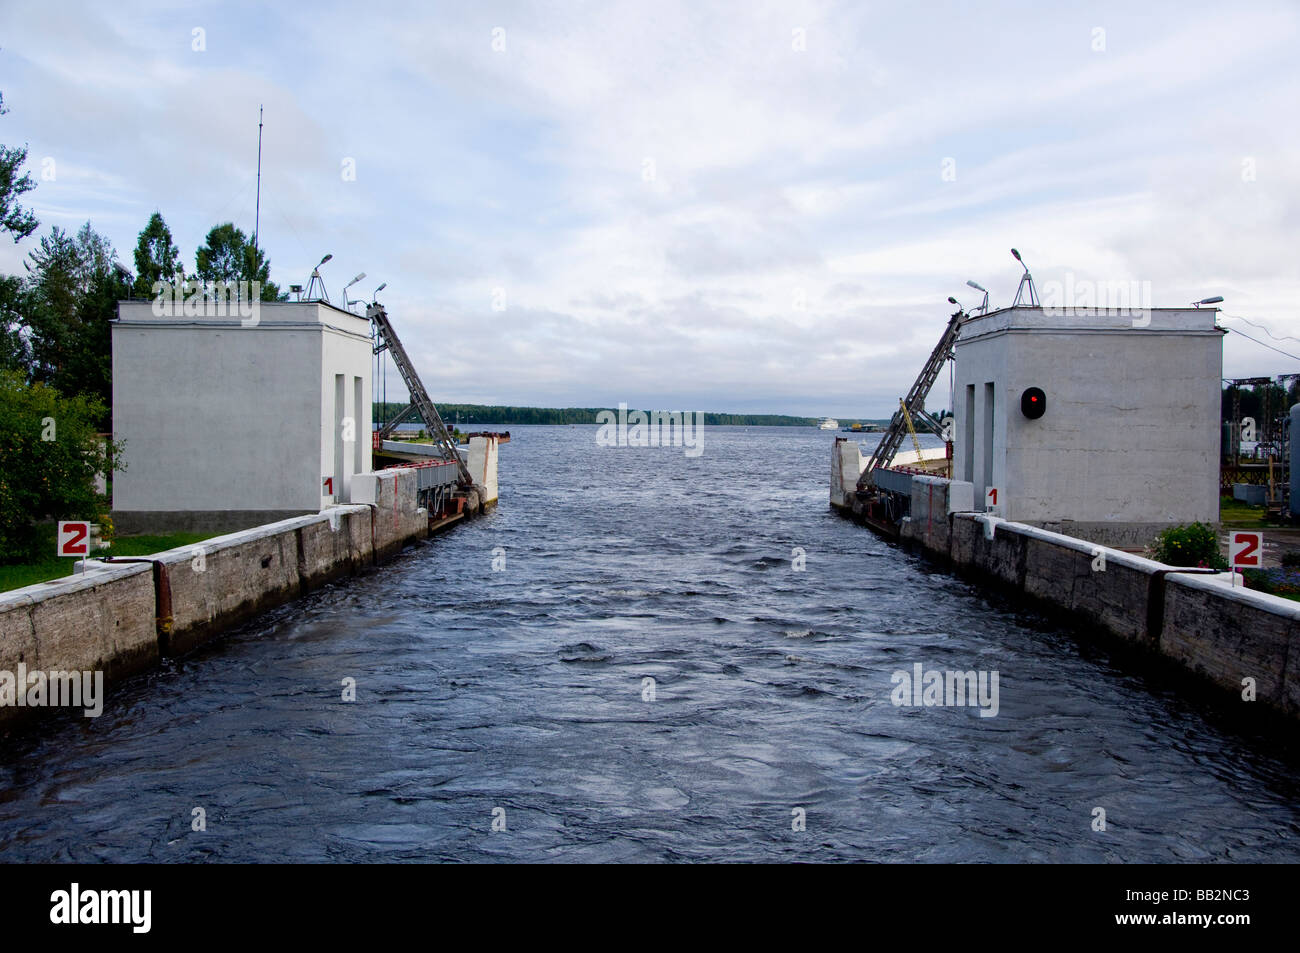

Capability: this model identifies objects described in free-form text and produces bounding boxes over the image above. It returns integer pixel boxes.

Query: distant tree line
[373,402,823,427]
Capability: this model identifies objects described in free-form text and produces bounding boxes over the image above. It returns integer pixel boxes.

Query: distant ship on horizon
[818,417,840,430]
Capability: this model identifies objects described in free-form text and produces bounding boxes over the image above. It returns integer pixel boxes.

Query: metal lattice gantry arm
[377,403,420,440]
[912,408,946,435]
[899,399,924,460]
[367,302,474,486]
[858,307,966,489]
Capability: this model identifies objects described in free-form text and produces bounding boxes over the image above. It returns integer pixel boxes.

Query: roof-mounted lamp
[1010,248,1039,307]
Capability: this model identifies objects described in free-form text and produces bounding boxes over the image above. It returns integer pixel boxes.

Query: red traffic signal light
[1021,387,1046,419]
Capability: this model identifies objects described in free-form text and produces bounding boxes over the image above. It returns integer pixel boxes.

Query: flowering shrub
[1148,522,1228,570]
[1242,567,1300,596]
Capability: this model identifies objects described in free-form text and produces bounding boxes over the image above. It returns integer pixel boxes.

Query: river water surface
[1,425,1298,862]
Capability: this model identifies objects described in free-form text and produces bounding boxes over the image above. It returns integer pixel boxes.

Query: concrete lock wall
[901,475,972,554]
[0,467,433,729]
[891,476,1300,720]
[0,564,159,701]
[1161,574,1300,713]
[154,513,316,657]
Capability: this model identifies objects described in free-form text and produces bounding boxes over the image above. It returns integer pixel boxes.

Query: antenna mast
[253,105,263,250]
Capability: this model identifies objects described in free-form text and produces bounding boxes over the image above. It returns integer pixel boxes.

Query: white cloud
[0,0,1297,413]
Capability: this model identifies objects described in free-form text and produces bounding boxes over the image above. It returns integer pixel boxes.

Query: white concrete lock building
[112,300,373,533]
[951,306,1224,546]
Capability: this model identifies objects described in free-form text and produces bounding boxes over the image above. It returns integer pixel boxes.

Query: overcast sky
[2,1,1297,417]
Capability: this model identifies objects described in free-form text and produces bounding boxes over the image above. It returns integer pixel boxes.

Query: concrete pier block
[947,480,975,513]
[831,439,861,509]
[467,436,500,505]
[351,473,379,505]
[368,469,428,561]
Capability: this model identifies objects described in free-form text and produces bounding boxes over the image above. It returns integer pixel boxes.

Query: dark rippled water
[2,425,1298,862]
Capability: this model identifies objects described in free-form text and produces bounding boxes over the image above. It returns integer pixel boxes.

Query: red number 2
[64,524,88,555]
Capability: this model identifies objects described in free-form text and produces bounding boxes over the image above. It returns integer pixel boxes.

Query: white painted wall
[952,307,1223,527]
[113,301,372,514]
[319,318,374,504]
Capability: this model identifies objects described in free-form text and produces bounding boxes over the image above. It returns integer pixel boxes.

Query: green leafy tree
[132,211,183,298]
[0,274,29,373]
[195,222,283,300]
[195,222,245,283]
[0,370,121,562]
[21,222,129,422]
[0,92,38,243]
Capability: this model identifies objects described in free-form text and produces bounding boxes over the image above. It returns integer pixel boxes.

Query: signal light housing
[1021,387,1046,419]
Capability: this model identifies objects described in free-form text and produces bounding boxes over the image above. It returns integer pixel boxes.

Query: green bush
[1149,522,1228,570]
[0,371,122,562]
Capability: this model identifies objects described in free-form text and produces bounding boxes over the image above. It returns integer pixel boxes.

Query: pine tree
[0,92,38,243]
[132,211,183,298]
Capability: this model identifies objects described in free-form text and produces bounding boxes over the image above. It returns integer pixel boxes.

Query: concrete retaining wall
[901,475,973,556]
[882,473,1300,721]
[0,563,158,690]
[1,467,436,729]
[155,514,316,657]
[1161,574,1300,713]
